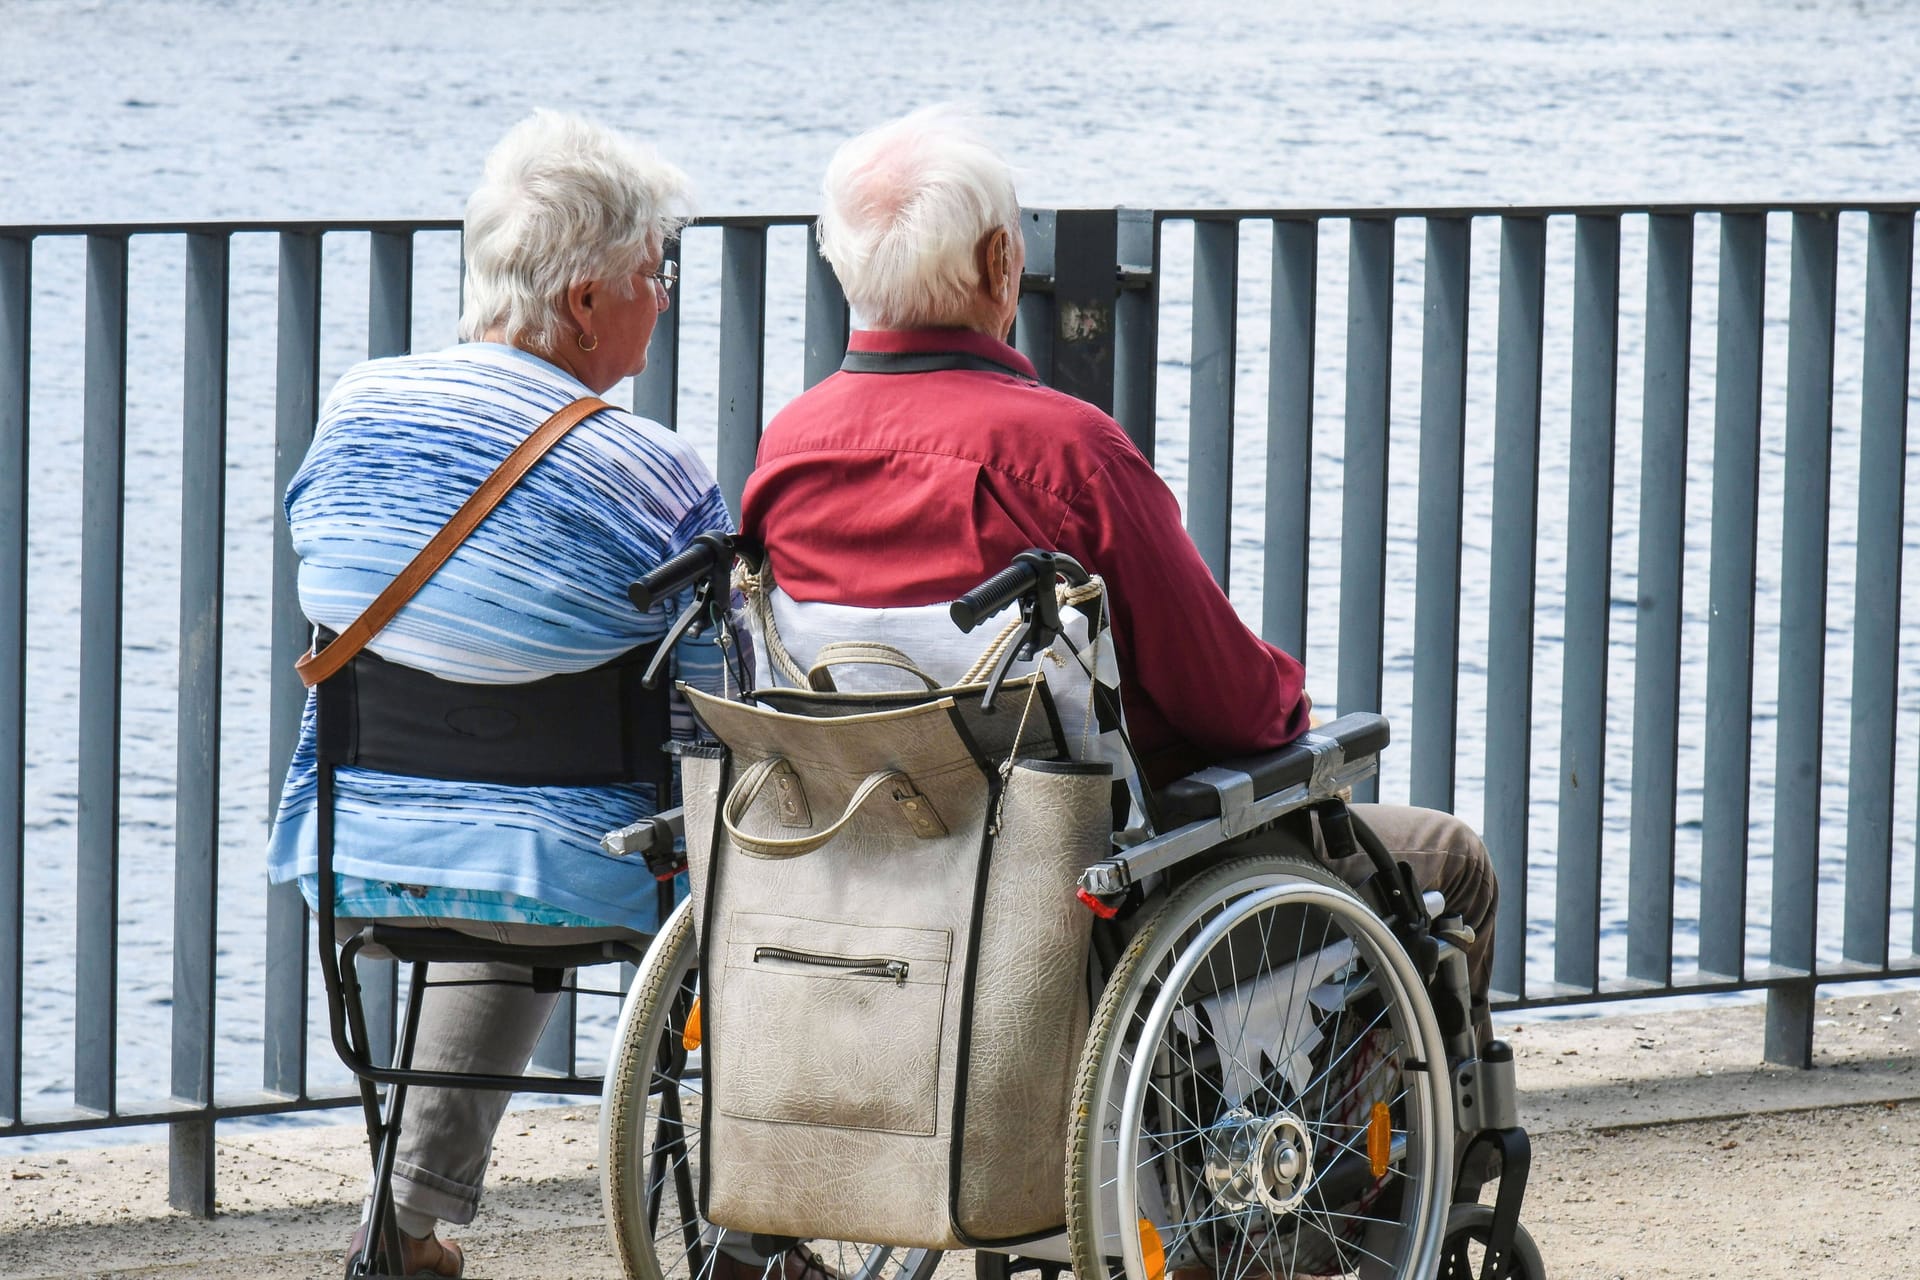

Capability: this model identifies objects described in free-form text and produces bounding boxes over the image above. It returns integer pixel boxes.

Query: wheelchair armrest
[1156,713,1392,825]
[1083,713,1391,898]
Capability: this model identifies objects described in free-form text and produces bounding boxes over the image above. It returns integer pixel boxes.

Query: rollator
[596,535,1543,1280]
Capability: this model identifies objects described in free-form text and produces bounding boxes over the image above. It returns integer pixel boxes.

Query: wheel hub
[1201,1108,1315,1214]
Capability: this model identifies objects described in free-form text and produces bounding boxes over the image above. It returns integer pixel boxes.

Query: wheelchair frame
[597,542,1538,1280]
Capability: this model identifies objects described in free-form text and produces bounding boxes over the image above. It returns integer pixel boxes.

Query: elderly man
[740,105,1497,1046]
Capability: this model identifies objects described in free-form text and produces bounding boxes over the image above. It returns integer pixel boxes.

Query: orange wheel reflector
[1368,1101,1392,1177]
[682,996,703,1052]
[1137,1217,1167,1280]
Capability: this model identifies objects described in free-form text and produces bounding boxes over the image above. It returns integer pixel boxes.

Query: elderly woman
[266,110,730,1277]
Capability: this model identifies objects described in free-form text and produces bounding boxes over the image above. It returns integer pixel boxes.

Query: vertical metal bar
[1265,218,1317,658]
[0,235,28,1125]
[1842,211,1912,967]
[265,232,322,1097]
[716,225,767,516]
[1484,216,1546,1000]
[1627,213,1694,987]
[1410,216,1470,813]
[1699,212,1767,980]
[169,232,229,1215]
[1767,210,1838,1068]
[1012,209,1055,384]
[1051,209,1118,414]
[77,234,129,1115]
[368,230,413,359]
[633,237,680,428]
[358,232,412,1070]
[1113,209,1159,461]
[1554,214,1621,992]
[531,982,574,1076]
[1188,218,1238,587]
[802,226,848,391]
[1341,218,1394,802]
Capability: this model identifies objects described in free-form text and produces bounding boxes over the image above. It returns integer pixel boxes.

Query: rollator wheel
[1065,854,1453,1280]
[601,896,944,1280]
[1439,1204,1545,1280]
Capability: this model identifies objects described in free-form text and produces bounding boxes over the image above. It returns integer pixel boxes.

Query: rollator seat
[350,923,647,974]
[1156,711,1392,824]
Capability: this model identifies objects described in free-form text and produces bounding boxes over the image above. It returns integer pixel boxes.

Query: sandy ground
[0,990,1914,1279]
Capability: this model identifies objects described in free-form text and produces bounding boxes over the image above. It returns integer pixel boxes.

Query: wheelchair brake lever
[643,584,713,690]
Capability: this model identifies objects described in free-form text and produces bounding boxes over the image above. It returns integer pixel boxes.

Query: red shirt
[741,327,1309,783]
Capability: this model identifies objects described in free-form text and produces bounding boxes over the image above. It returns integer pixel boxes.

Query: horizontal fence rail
[1,204,1917,1211]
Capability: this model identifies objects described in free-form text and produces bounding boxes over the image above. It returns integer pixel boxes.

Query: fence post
[1340,217,1395,787]
[1699,213,1767,982]
[0,235,28,1129]
[1014,208,1056,384]
[1050,208,1118,414]
[1113,208,1158,461]
[1554,214,1621,993]
[1766,210,1838,1068]
[1484,216,1546,1002]
[1841,210,1913,968]
[803,226,848,391]
[1410,216,1470,814]
[634,237,680,428]
[77,233,129,1117]
[168,231,231,1217]
[1627,212,1693,988]
[265,231,323,1099]
[1189,218,1239,588]
[716,225,767,516]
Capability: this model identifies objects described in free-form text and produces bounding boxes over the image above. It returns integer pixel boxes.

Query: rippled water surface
[5,0,1920,1134]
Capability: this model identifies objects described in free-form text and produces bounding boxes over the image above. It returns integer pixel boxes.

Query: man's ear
[980,228,1012,302]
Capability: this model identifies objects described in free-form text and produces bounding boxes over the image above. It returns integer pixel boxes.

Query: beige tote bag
[680,669,1112,1248]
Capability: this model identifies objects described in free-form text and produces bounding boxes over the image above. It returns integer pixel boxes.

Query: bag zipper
[752,945,909,986]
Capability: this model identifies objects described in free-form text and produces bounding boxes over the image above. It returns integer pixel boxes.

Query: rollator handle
[631,532,750,690]
[629,531,738,612]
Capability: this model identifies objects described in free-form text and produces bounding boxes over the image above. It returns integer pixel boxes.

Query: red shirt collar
[845,327,1037,378]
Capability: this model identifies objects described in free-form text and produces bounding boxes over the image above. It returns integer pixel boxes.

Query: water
[5,0,1920,1136]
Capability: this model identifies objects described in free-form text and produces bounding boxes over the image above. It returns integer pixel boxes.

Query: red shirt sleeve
[1058,440,1310,778]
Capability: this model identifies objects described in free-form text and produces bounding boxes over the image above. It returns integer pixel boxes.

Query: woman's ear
[565,279,596,337]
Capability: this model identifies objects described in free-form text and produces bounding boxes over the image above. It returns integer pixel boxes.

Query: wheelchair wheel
[1066,854,1452,1280]
[601,897,943,1280]
[1440,1204,1545,1279]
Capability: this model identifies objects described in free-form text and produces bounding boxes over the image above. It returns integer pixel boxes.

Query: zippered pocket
[718,912,952,1135]
[752,946,910,985]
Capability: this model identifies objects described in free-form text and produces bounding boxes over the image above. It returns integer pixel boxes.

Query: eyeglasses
[646,260,679,294]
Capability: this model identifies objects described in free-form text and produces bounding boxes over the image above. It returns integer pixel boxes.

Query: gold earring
[577,331,599,353]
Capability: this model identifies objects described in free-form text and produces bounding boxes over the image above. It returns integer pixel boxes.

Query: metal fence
[1,203,1916,1211]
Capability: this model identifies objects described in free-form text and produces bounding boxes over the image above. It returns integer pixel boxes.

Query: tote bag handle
[722,755,944,859]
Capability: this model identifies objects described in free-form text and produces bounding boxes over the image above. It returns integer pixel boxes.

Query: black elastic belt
[840,349,1036,380]
[312,628,671,790]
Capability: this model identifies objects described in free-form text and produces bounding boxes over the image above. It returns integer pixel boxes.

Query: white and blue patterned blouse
[266,342,734,933]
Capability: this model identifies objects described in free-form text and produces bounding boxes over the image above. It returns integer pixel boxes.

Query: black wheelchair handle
[950,549,1090,633]
[629,532,736,613]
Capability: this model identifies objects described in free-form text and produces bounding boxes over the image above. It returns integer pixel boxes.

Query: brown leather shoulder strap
[294,396,612,688]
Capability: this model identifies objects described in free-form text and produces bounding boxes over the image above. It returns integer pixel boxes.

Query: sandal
[346,1221,465,1277]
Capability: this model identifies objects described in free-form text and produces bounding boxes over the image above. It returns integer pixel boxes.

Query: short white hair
[458,110,691,352]
[816,106,1020,329]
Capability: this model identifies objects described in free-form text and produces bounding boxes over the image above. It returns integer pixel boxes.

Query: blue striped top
[265,342,734,933]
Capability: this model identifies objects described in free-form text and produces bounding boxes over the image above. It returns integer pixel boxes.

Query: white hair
[816,105,1020,329]
[458,110,691,352]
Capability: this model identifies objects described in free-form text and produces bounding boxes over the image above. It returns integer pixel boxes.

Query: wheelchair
[595,538,1543,1280]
